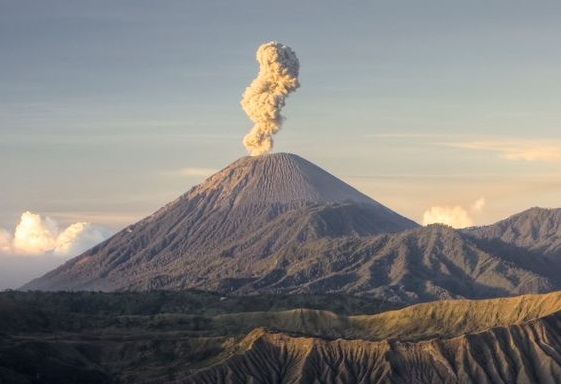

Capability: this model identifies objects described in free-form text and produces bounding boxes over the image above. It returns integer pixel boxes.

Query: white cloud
[443,140,561,162]
[0,211,109,258]
[423,206,473,228]
[54,222,107,256]
[423,197,486,229]
[12,212,58,255]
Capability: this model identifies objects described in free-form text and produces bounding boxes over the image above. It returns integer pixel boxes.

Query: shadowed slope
[216,224,556,303]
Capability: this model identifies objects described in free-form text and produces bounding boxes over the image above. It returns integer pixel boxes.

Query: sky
[2,0,561,289]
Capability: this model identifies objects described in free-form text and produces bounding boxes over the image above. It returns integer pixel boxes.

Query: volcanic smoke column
[241,42,300,156]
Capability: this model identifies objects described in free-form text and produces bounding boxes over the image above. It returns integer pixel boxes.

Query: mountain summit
[23,153,418,292]
[197,152,378,207]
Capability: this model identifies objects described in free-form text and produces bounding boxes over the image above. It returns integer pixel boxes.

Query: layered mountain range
[11,152,561,383]
[22,153,561,305]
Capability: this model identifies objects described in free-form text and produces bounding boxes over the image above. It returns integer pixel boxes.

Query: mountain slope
[465,207,561,257]
[186,292,561,383]
[189,312,561,384]
[21,153,561,303]
[22,153,417,292]
[218,224,556,302]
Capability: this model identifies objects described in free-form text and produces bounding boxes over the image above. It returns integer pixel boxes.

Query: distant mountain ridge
[223,223,557,302]
[464,207,561,257]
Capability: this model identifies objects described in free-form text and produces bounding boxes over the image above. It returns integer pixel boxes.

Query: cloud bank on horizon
[241,41,300,156]
[423,198,486,228]
[0,211,109,258]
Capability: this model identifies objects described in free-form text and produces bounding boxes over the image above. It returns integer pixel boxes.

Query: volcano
[23,153,418,292]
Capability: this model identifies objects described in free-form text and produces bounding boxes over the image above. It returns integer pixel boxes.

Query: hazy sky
[2,1,561,289]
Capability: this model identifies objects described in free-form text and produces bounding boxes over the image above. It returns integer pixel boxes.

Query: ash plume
[241,41,300,156]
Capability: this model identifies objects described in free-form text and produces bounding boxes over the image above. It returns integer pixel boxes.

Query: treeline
[1,290,400,317]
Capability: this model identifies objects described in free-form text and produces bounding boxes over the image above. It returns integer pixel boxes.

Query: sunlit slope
[190,313,561,384]
[202,291,561,342]
[189,291,561,383]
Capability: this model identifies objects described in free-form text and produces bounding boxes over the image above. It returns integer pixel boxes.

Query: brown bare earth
[3,290,561,383]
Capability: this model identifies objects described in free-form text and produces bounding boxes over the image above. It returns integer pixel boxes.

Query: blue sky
[2,1,561,288]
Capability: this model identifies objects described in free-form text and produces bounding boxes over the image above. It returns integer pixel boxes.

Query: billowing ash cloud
[1,211,108,257]
[241,41,300,156]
